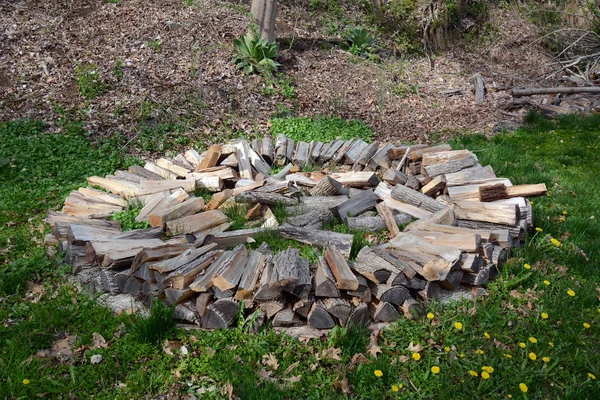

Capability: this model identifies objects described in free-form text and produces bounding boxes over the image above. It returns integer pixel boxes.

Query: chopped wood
[353,247,395,284]
[293,257,312,299]
[376,202,400,236]
[373,249,418,280]
[346,215,387,232]
[136,178,195,196]
[144,162,178,180]
[329,171,379,188]
[453,200,518,226]
[383,168,408,185]
[287,207,335,230]
[203,227,275,249]
[479,183,547,202]
[285,138,295,164]
[445,165,496,186]
[333,189,378,222]
[390,184,448,213]
[355,141,379,166]
[164,288,195,306]
[347,302,371,327]
[369,300,400,322]
[189,247,242,292]
[314,256,340,298]
[322,298,353,326]
[202,298,239,329]
[447,178,513,201]
[401,298,424,318]
[148,197,205,227]
[77,187,128,207]
[269,248,301,290]
[195,292,213,316]
[272,307,303,327]
[131,244,195,273]
[204,189,233,210]
[128,165,164,181]
[165,250,221,290]
[308,302,336,329]
[156,158,190,177]
[280,225,353,258]
[419,281,443,300]
[462,265,490,286]
[423,153,478,177]
[235,141,254,179]
[374,182,432,219]
[409,231,481,252]
[293,141,310,167]
[368,142,393,169]
[320,140,344,162]
[389,233,461,265]
[460,253,482,273]
[198,145,222,170]
[439,270,463,290]
[235,249,268,300]
[309,176,343,196]
[165,209,228,236]
[343,139,369,165]
[235,191,296,206]
[324,246,358,290]
[369,283,411,305]
[293,297,315,318]
[86,176,140,197]
[212,245,250,291]
[273,163,294,180]
[260,137,274,164]
[184,149,203,168]
[274,134,288,165]
[473,73,486,103]
[456,219,523,240]
[310,141,324,162]
[150,243,218,273]
[259,297,286,318]
[421,175,446,197]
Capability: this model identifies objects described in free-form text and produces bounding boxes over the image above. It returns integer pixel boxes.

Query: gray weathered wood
[369,283,411,305]
[324,246,358,290]
[390,184,447,213]
[308,302,336,329]
[353,247,396,283]
[202,298,239,329]
[369,301,400,322]
[333,189,378,222]
[279,224,353,257]
[269,248,301,290]
[314,256,340,298]
[309,176,343,196]
[347,302,371,327]
[294,141,310,167]
[235,248,269,299]
[424,153,478,177]
[235,191,296,206]
[212,245,250,291]
[287,207,335,230]
[323,298,353,326]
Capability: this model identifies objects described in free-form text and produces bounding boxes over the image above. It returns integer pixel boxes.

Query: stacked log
[45,137,545,330]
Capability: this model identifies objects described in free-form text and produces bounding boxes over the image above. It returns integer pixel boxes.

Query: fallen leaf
[92,332,108,349]
[407,342,423,352]
[49,334,77,361]
[284,361,300,375]
[113,324,125,338]
[350,353,369,365]
[162,340,181,356]
[398,355,409,363]
[318,347,342,361]
[366,345,382,358]
[258,368,275,382]
[262,353,279,370]
[287,375,302,384]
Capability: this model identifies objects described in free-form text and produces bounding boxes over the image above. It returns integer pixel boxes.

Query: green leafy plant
[128,298,175,344]
[106,0,122,3]
[345,27,376,56]
[113,58,124,80]
[269,116,373,143]
[111,205,150,231]
[147,37,163,53]
[75,63,106,99]
[233,34,280,75]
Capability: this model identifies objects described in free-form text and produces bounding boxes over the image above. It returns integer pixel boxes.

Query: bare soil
[0,0,552,148]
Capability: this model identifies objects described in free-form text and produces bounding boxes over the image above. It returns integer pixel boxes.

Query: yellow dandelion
[427,312,435,320]
[412,352,421,361]
[583,322,591,329]
[535,227,543,232]
[519,383,528,393]
[391,385,399,392]
[504,353,513,359]
[454,322,463,330]
[481,371,490,379]
[543,280,550,285]
[589,373,596,380]
[541,312,549,319]
[469,370,478,377]
[530,201,535,204]
[551,238,561,246]
[482,366,494,373]
[484,332,491,339]
[459,352,465,358]
[476,349,484,355]
[374,370,383,377]
[529,337,537,344]
[431,366,440,374]
[529,352,537,361]
[548,342,554,347]
[444,346,450,352]
[543,357,550,363]
[562,210,568,215]
[559,216,566,222]
[567,289,576,297]
[519,342,526,348]
[22,379,30,385]
[508,395,513,399]
[524,263,531,269]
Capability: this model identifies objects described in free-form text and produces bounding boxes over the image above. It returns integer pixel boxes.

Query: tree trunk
[251,0,278,43]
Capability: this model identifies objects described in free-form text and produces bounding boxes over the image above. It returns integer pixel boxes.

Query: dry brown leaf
[284,361,300,375]
[262,353,279,370]
[113,324,125,339]
[258,368,275,382]
[287,375,302,384]
[366,345,382,358]
[318,347,342,361]
[407,342,423,352]
[350,353,369,365]
[398,355,410,363]
[49,334,77,361]
[162,340,181,356]
[92,332,108,349]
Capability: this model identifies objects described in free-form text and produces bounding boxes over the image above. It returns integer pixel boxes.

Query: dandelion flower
[519,342,526,348]
[454,322,463,330]
[476,349,484,355]
[543,357,550,363]
[529,337,537,344]
[459,352,465,358]
[548,342,554,347]
[374,370,383,377]
[524,263,531,269]
[562,210,568,215]
[427,312,435,320]
[559,216,566,222]
[469,370,478,377]
[529,352,537,361]
[567,289,576,297]
[412,352,421,361]
[431,366,440,374]
[519,383,528,393]
[543,280,550,285]
[481,371,490,379]
[530,201,535,204]
[484,332,491,339]
[391,385,400,392]
[504,353,513,359]
[542,312,549,319]
[589,373,596,380]
[482,366,494,373]
[444,346,450,352]
[22,379,30,385]
[535,227,543,232]
[583,322,591,329]
[551,238,561,246]
[508,395,513,399]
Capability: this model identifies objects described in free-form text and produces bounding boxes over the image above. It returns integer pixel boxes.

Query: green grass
[1,115,600,398]
[269,115,373,143]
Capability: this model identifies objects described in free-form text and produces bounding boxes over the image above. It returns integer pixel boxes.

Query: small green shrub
[75,64,106,99]
[107,0,122,3]
[113,58,124,80]
[147,37,163,53]
[111,205,150,231]
[128,298,174,344]
[233,34,280,75]
[345,27,376,56]
[269,116,373,143]
[328,322,370,361]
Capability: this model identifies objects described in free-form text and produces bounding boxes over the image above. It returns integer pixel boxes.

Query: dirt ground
[0,0,553,147]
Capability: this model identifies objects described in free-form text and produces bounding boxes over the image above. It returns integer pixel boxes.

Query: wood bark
[279,224,353,258]
[324,246,358,290]
[390,184,447,213]
[478,183,547,202]
[512,86,600,97]
[333,189,378,222]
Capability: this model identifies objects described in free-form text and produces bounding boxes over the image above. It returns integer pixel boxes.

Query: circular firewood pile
[44,136,546,330]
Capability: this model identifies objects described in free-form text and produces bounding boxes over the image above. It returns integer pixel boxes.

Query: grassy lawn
[0,115,599,399]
